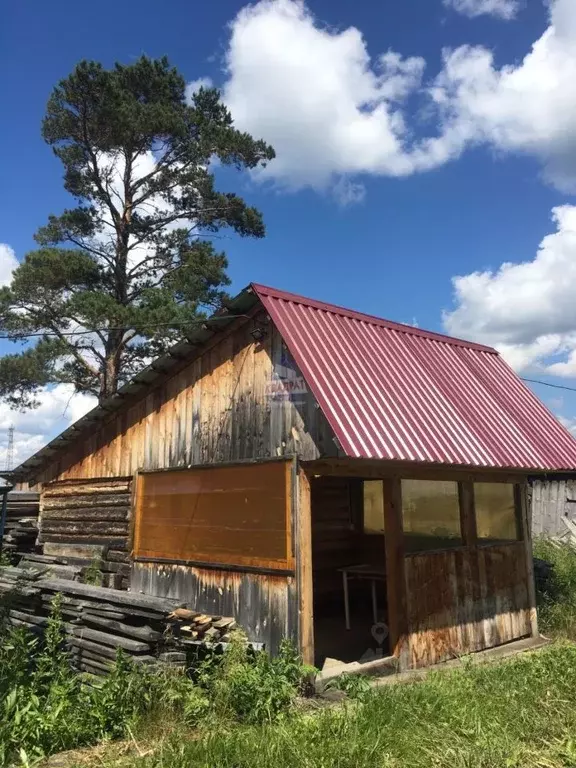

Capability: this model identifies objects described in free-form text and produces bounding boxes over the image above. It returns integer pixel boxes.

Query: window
[363,480,384,534]
[474,483,520,543]
[402,479,462,552]
[133,460,292,569]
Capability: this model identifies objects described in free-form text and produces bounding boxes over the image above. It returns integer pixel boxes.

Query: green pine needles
[0,56,274,408]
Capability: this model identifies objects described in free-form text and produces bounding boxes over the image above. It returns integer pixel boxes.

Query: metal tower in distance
[4,425,14,472]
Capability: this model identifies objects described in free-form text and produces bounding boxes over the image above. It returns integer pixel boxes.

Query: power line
[521,377,576,394]
[0,314,245,341]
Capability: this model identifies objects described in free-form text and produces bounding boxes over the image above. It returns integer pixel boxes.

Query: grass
[88,643,576,768]
[5,538,576,767]
[533,538,576,638]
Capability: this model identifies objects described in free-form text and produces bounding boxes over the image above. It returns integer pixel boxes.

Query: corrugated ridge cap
[251,283,497,354]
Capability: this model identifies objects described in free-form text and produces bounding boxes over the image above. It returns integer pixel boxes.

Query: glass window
[402,479,462,552]
[474,483,520,543]
[363,480,384,534]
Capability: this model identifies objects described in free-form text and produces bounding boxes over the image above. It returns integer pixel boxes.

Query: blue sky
[1,0,576,464]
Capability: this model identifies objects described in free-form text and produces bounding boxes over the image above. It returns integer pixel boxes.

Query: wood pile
[1,491,40,558]
[0,567,239,676]
[39,478,132,589]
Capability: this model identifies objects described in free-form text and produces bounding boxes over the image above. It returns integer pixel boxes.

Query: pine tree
[0,56,274,408]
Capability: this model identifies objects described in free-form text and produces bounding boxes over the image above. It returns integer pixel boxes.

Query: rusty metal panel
[254,283,576,471]
[133,460,294,570]
[130,561,296,655]
[405,542,531,668]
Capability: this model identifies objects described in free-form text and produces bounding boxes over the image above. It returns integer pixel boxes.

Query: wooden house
[13,284,576,671]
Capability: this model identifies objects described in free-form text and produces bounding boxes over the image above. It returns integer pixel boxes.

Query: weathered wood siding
[39,477,133,586]
[32,319,336,484]
[131,561,296,656]
[405,542,531,667]
[530,476,576,537]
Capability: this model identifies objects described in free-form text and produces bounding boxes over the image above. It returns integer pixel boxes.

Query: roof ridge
[250,283,497,354]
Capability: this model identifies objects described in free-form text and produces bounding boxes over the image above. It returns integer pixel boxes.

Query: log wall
[404,542,531,668]
[31,319,336,484]
[39,477,133,588]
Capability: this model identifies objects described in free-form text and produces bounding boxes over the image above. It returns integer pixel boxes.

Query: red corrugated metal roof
[252,283,576,471]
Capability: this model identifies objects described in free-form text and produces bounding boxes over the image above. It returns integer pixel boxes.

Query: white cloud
[185,77,213,104]
[0,384,96,469]
[0,244,18,286]
[443,0,520,20]
[217,0,576,196]
[221,0,440,195]
[444,205,576,375]
[432,0,576,191]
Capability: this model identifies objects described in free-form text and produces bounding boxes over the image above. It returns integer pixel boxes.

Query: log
[41,507,131,522]
[42,483,131,498]
[81,614,161,642]
[40,521,128,536]
[43,543,106,560]
[38,534,128,549]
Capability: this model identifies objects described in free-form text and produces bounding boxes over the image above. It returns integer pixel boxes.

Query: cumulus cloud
[429,0,576,191]
[0,385,96,469]
[443,0,520,20]
[444,205,576,375]
[215,0,576,197]
[221,0,440,195]
[0,244,18,286]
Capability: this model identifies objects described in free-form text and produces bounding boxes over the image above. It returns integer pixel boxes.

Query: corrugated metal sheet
[253,284,576,471]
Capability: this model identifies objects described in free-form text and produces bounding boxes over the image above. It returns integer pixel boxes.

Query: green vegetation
[4,539,576,766]
[0,594,311,766]
[102,644,576,768]
[533,538,576,638]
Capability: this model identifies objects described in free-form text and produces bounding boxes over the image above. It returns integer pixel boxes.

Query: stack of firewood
[0,567,239,676]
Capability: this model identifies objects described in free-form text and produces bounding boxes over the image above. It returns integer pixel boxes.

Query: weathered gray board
[530,476,576,537]
[131,561,297,656]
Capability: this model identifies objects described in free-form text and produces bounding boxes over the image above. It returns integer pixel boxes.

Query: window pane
[363,480,384,534]
[474,483,520,542]
[402,479,462,552]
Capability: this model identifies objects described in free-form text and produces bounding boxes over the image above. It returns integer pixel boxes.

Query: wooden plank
[383,478,408,668]
[519,483,539,638]
[81,613,161,642]
[296,467,314,665]
[36,578,183,612]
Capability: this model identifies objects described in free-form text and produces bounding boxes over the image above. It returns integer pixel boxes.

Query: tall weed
[533,537,576,637]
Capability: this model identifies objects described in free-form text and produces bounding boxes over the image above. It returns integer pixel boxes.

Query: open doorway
[310,475,391,669]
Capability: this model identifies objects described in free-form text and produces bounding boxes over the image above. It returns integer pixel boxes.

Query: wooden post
[518,482,539,638]
[384,478,409,669]
[459,482,477,548]
[296,467,314,665]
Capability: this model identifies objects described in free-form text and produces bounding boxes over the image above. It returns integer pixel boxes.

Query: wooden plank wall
[530,477,576,537]
[404,542,531,668]
[39,477,133,587]
[32,319,336,484]
[131,561,296,656]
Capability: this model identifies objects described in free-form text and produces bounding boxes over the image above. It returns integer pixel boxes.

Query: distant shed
[529,474,576,537]
[12,283,576,672]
